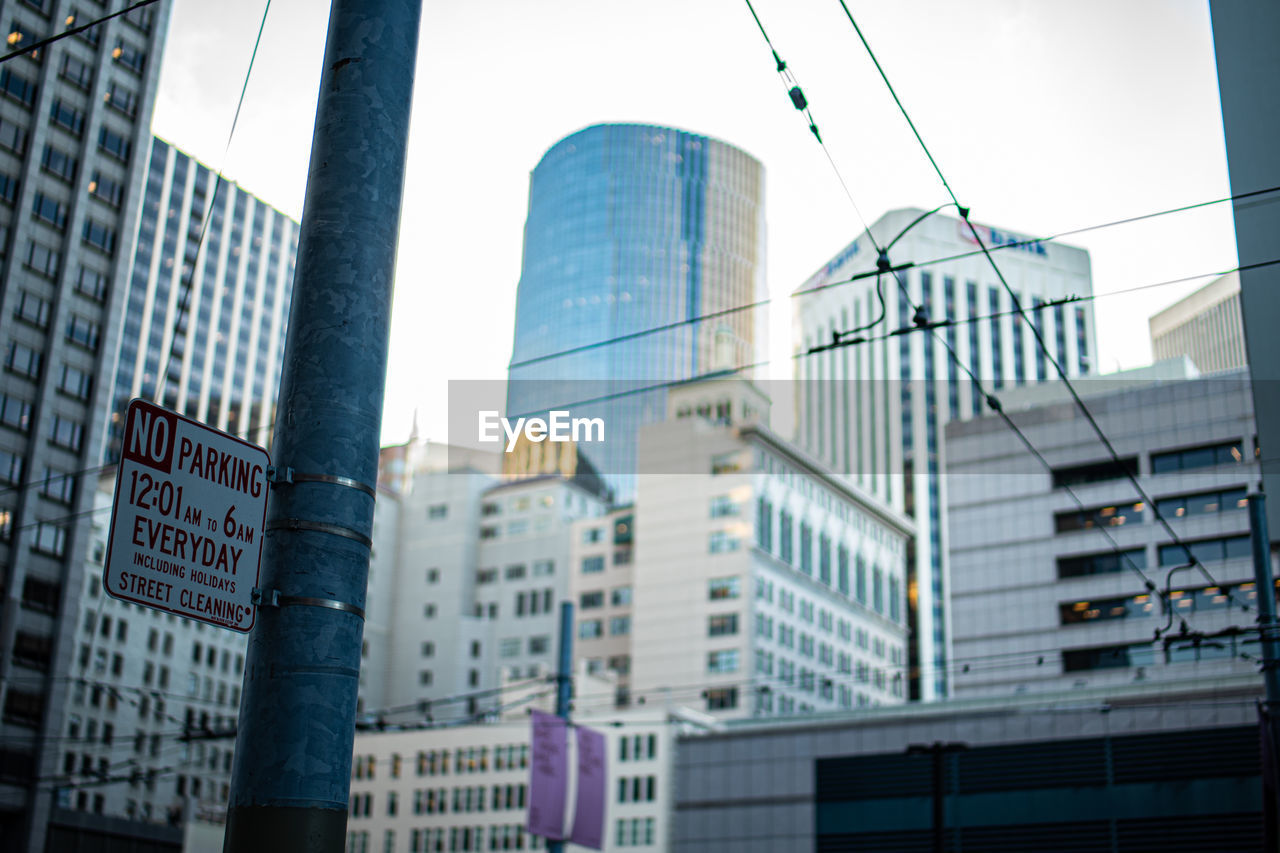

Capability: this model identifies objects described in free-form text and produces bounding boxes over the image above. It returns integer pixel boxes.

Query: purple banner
[570,725,607,849]
[527,710,568,840]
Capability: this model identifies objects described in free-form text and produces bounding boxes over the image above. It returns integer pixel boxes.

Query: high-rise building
[629,378,913,719]
[794,208,1096,700]
[0,3,172,848]
[103,136,299,461]
[1149,271,1246,374]
[506,123,767,500]
[947,365,1262,697]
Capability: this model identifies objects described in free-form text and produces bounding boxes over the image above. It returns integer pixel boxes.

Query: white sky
[150,0,1239,446]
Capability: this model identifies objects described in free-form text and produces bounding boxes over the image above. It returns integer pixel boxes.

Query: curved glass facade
[507,123,766,498]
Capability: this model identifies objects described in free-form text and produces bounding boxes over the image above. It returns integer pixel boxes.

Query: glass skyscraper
[506,123,766,498]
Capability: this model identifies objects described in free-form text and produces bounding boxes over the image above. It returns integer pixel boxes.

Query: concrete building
[794,207,1097,700]
[103,136,299,460]
[569,506,635,708]
[1149,271,1246,374]
[42,477,245,839]
[345,695,711,853]
[629,378,913,719]
[506,123,767,500]
[671,674,1264,852]
[946,365,1263,696]
[0,3,174,848]
[361,439,607,725]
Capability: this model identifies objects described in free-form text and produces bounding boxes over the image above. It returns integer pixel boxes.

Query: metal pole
[1250,492,1280,852]
[548,601,574,853]
[931,745,945,853]
[223,1,421,851]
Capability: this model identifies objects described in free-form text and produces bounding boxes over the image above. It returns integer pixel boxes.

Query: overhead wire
[828,0,1255,614]
[0,0,160,66]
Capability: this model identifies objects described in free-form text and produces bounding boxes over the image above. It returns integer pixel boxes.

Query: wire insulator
[788,86,808,110]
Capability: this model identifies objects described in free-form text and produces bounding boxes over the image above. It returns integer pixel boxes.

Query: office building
[346,690,711,853]
[506,123,767,500]
[670,674,1263,852]
[46,477,244,837]
[946,365,1264,696]
[629,378,913,719]
[569,506,635,707]
[103,135,298,460]
[794,208,1096,700]
[1149,271,1246,373]
[360,439,607,724]
[0,3,173,848]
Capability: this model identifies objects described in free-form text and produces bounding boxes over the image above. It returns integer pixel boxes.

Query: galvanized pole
[223,2,420,851]
[548,601,574,853]
[1250,491,1280,853]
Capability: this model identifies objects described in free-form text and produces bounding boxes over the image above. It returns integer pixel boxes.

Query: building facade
[506,123,767,499]
[946,366,1265,696]
[569,506,635,708]
[0,3,173,848]
[793,208,1097,700]
[345,702,700,853]
[671,674,1264,852]
[1149,271,1246,373]
[103,136,299,460]
[629,379,913,719]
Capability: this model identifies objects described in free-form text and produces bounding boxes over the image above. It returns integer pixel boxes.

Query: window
[756,497,773,551]
[476,568,496,584]
[528,636,549,654]
[39,468,74,504]
[499,638,520,658]
[779,511,793,563]
[66,315,100,351]
[32,522,67,556]
[705,687,738,710]
[0,449,23,484]
[59,54,93,89]
[1055,500,1145,532]
[708,577,740,600]
[708,614,738,637]
[0,394,33,432]
[837,546,850,595]
[579,591,604,609]
[25,241,59,277]
[48,99,84,135]
[97,126,130,161]
[0,116,27,154]
[1058,548,1147,579]
[82,218,116,253]
[1155,487,1249,520]
[104,81,137,117]
[1151,441,1244,474]
[41,145,77,182]
[32,193,68,229]
[0,170,15,204]
[581,556,604,574]
[533,559,554,576]
[582,527,603,544]
[1158,535,1251,567]
[709,495,738,517]
[0,67,36,106]
[578,620,602,639]
[709,531,739,553]
[75,267,109,302]
[707,649,739,673]
[799,523,813,574]
[88,172,124,207]
[711,452,742,475]
[504,563,526,580]
[611,586,631,606]
[112,41,147,74]
[6,343,41,379]
[1051,457,1138,488]
[609,616,630,636]
[1060,593,1155,625]
[1062,643,1155,673]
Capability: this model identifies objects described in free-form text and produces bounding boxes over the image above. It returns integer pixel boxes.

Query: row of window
[1058,535,1252,579]
[579,615,630,638]
[1052,439,1251,490]
[1055,486,1248,533]
[1060,579,1274,625]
